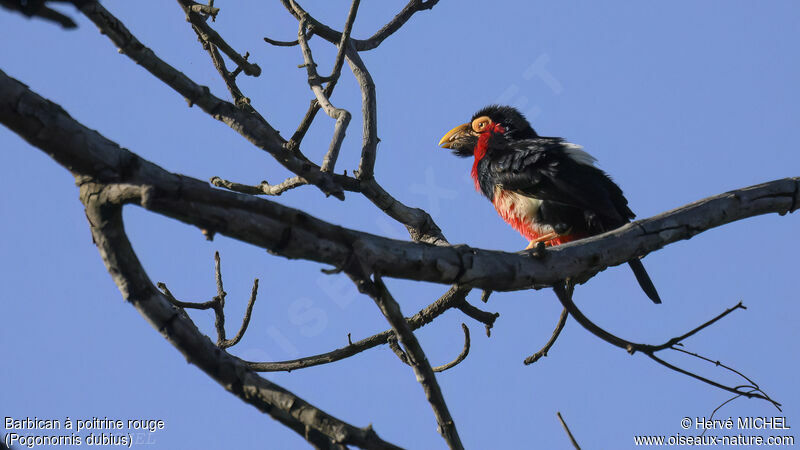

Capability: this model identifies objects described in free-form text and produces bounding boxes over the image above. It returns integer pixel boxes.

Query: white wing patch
[562,142,597,166]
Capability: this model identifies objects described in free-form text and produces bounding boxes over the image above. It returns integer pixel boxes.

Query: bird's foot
[526,241,548,259]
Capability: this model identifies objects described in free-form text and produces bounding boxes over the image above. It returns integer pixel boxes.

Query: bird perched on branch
[439,105,661,303]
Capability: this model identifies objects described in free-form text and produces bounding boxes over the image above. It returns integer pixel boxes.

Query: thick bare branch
[2,69,798,292]
[77,181,400,450]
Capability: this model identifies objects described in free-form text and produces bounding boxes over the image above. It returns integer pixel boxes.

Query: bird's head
[438,105,538,157]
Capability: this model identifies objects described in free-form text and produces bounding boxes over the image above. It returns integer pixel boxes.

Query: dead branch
[432,324,470,373]
[177,0,261,77]
[6,2,797,449]
[73,1,346,199]
[73,0,448,244]
[524,307,569,365]
[0,0,77,28]
[245,285,472,372]
[158,252,259,349]
[386,323,471,373]
[557,412,581,450]
[552,283,780,408]
[455,300,499,337]
[351,275,464,450]
[279,0,439,51]
[294,7,354,173]
[76,181,400,449]
[1,68,797,294]
[210,175,308,196]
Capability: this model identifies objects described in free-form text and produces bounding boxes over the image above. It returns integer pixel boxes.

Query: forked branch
[158,252,259,349]
[352,275,464,450]
[552,282,780,409]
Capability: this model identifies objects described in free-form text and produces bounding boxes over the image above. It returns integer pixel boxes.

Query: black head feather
[472,105,539,140]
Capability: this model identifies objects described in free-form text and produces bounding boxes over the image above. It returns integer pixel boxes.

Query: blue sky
[1,1,799,448]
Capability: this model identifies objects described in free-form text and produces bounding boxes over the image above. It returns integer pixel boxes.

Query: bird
[438,105,661,304]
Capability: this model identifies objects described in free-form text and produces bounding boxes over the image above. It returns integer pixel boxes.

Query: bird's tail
[627,259,661,304]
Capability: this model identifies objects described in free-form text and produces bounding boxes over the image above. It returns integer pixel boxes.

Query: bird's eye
[471,116,492,133]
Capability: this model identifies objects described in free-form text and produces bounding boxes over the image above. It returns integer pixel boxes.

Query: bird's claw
[527,241,547,259]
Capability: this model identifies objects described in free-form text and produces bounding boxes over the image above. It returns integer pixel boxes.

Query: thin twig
[387,335,410,365]
[557,412,581,450]
[264,26,313,47]
[158,282,216,309]
[294,3,355,173]
[552,282,780,408]
[279,0,440,51]
[177,0,261,76]
[700,390,756,437]
[158,252,259,350]
[455,299,499,337]
[433,324,470,372]
[220,278,258,349]
[212,251,228,343]
[669,346,781,410]
[388,323,471,373]
[355,275,464,450]
[640,302,746,353]
[210,175,308,196]
[246,285,471,372]
[524,307,569,365]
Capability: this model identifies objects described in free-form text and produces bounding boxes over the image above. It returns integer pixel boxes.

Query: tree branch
[210,175,308,196]
[552,283,780,407]
[176,0,261,77]
[432,324,470,373]
[279,0,439,51]
[352,275,464,450]
[0,0,77,28]
[72,1,345,199]
[158,252,259,349]
[1,69,798,292]
[524,307,569,365]
[245,285,470,372]
[345,45,378,180]
[72,0,448,245]
[76,181,400,450]
[295,10,354,174]
[557,412,581,450]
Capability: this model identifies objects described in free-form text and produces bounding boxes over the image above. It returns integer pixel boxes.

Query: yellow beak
[438,123,470,149]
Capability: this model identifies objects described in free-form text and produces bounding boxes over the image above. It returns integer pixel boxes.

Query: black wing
[486,137,635,229]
